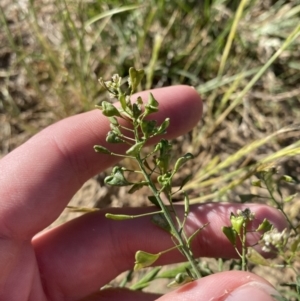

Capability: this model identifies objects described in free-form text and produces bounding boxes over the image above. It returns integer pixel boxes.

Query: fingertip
[156,271,279,301]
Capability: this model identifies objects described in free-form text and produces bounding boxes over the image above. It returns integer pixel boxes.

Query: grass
[1,0,300,298]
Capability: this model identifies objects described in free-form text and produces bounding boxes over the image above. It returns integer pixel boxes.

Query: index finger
[0,85,202,238]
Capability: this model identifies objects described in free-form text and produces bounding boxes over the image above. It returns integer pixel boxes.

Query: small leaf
[167,273,194,288]
[126,141,144,156]
[179,174,193,190]
[281,175,297,184]
[108,116,119,126]
[173,153,194,174]
[148,196,160,207]
[230,214,244,234]
[101,101,122,117]
[256,218,273,232]
[129,67,144,93]
[283,193,297,203]
[130,267,161,290]
[251,180,262,187]
[222,226,237,246]
[151,213,171,233]
[94,145,111,155]
[141,120,157,139]
[156,118,170,135]
[106,131,122,143]
[128,182,147,194]
[238,194,260,203]
[187,223,208,246]
[247,247,271,266]
[134,250,160,271]
[144,93,159,116]
[105,213,134,220]
[104,167,132,186]
[132,103,142,119]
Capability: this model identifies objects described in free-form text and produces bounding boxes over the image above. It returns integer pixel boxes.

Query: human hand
[0,86,287,301]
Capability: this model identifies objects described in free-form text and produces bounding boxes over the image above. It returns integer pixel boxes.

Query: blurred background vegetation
[1,0,300,298]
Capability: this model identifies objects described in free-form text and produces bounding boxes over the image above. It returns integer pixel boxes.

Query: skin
[0,86,287,301]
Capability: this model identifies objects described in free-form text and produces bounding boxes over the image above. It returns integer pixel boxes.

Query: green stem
[241,223,247,271]
[136,155,201,279]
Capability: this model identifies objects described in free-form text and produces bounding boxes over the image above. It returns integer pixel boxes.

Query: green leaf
[230,214,244,235]
[104,167,132,186]
[238,194,260,203]
[158,262,191,279]
[106,131,122,143]
[134,250,161,271]
[151,213,171,233]
[94,145,111,155]
[222,226,237,246]
[132,103,142,119]
[105,213,134,220]
[256,218,273,232]
[281,175,297,184]
[148,196,160,207]
[141,120,157,139]
[130,267,161,290]
[283,193,297,203]
[126,141,144,156]
[128,182,147,194]
[251,180,262,187]
[247,247,271,266]
[167,273,194,288]
[144,93,159,116]
[129,67,144,93]
[156,118,170,135]
[101,101,122,117]
[179,174,193,190]
[173,153,194,174]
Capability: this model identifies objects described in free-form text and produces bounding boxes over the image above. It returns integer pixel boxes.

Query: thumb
[157,271,280,301]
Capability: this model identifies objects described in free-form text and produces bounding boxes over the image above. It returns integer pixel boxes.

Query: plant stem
[136,155,202,279]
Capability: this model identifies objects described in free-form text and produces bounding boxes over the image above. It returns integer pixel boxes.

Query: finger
[157,270,280,301]
[0,86,202,238]
[33,203,287,300]
[80,288,160,301]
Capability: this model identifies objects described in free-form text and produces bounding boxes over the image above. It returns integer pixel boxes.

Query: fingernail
[225,281,280,301]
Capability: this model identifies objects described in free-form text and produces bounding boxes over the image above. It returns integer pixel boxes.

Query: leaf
[151,213,171,233]
[230,213,244,234]
[100,101,122,117]
[238,194,260,203]
[148,196,160,207]
[141,120,157,139]
[105,213,134,220]
[130,267,161,290]
[126,141,144,156]
[94,145,111,155]
[128,182,147,194]
[104,167,132,186]
[134,250,161,271]
[256,218,273,232]
[144,93,159,116]
[157,262,191,279]
[222,226,237,246]
[156,118,170,135]
[106,131,122,143]
[173,153,194,174]
[187,223,208,246]
[167,273,194,288]
[179,174,193,190]
[129,67,144,93]
[247,247,271,266]
[283,193,298,203]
